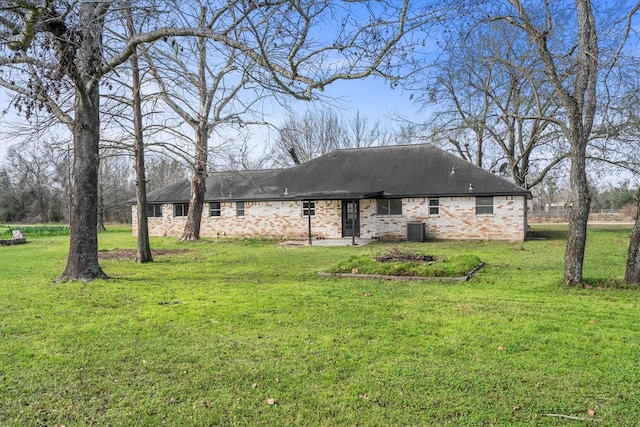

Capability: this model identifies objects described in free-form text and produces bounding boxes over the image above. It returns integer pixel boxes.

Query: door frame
[341,200,360,237]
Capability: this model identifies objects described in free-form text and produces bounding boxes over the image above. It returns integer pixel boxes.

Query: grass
[1,224,640,425]
[328,246,482,277]
[0,223,71,238]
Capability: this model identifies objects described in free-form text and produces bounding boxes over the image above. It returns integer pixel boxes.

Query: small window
[174,203,189,217]
[376,198,402,215]
[147,204,162,218]
[209,202,221,217]
[476,196,494,215]
[236,201,245,217]
[302,201,316,217]
[429,198,439,215]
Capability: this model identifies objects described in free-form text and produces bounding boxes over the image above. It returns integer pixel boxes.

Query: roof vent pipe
[289,147,301,165]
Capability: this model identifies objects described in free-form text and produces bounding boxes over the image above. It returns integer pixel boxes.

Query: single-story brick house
[132,144,531,241]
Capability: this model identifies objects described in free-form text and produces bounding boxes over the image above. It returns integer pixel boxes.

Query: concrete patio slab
[279,238,375,248]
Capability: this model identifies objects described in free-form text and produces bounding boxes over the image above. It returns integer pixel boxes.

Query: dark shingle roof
[143,144,530,203]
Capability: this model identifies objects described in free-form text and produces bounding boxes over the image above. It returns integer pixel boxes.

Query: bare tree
[270,108,348,167]
[0,1,198,281]
[346,110,392,149]
[481,0,629,285]
[145,155,188,192]
[143,5,270,242]
[97,153,136,226]
[269,109,391,167]
[125,5,154,262]
[424,18,568,189]
[1,137,68,223]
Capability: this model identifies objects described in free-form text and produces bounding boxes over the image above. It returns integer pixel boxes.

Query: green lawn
[1,224,639,425]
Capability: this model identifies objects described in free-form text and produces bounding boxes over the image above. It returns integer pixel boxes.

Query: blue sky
[0,74,421,166]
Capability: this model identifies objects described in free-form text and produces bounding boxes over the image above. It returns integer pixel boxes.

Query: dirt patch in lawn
[98,249,189,260]
[374,252,437,263]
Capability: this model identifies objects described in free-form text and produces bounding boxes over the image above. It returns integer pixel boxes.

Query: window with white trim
[174,203,189,217]
[429,198,439,215]
[475,196,494,215]
[147,204,163,218]
[302,201,316,217]
[236,201,245,217]
[376,198,402,215]
[209,202,221,217]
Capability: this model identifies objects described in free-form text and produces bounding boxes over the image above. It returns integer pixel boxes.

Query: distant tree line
[0,139,186,225]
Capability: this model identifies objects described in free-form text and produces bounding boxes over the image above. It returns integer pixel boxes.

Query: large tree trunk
[58,2,108,282]
[180,125,208,242]
[624,191,640,284]
[564,144,591,285]
[59,85,108,282]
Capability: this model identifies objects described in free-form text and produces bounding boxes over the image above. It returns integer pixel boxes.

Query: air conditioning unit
[406,222,425,242]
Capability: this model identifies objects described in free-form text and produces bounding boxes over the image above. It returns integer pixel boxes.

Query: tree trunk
[624,191,640,284]
[180,125,208,242]
[134,146,153,263]
[564,146,590,285]
[58,2,107,282]
[128,10,153,263]
[59,85,108,282]
[180,27,209,243]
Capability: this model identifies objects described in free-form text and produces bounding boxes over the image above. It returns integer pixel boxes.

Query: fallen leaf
[498,345,504,351]
[252,383,258,389]
[587,409,596,417]
[364,292,372,297]
[360,394,370,400]
[267,397,277,406]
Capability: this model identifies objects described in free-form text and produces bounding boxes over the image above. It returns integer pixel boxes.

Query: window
[147,204,162,218]
[236,201,245,217]
[302,201,316,217]
[209,202,221,217]
[429,198,439,215]
[475,196,494,215]
[174,203,189,217]
[376,198,402,215]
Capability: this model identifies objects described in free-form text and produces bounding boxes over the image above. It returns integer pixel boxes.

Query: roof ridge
[331,142,433,153]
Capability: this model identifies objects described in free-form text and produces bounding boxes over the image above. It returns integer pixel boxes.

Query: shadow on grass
[578,277,639,290]
[530,223,633,242]
[528,227,567,241]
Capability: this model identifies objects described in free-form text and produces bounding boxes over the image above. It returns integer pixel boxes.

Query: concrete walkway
[280,238,375,248]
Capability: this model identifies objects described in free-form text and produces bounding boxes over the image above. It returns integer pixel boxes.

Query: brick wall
[418,196,527,241]
[132,195,527,241]
[133,200,344,240]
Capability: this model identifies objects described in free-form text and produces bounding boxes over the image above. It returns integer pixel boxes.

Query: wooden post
[351,201,356,246]
[307,200,312,246]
